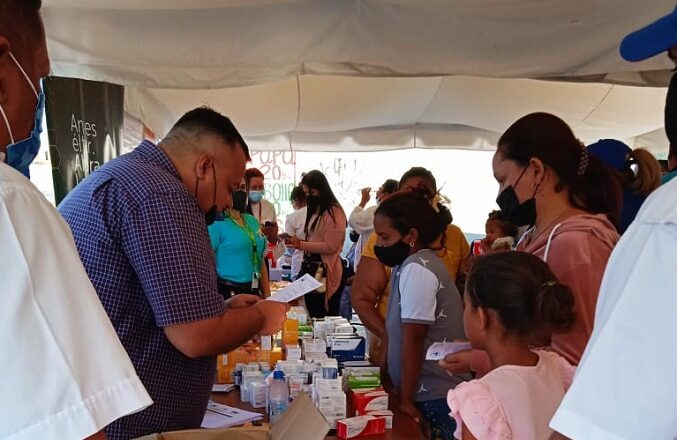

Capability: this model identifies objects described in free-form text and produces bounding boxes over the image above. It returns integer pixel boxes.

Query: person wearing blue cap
[587,139,662,233]
[550,6,677,439]
[621,5,677,186]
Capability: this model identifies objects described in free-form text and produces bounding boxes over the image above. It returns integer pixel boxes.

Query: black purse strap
[303,213,323,261]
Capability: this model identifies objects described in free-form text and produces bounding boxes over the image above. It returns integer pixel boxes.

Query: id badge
[251,273,259,290]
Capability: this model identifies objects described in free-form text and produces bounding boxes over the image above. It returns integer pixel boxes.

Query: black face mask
[374,240,411,268]
[496,166,536,227]
[232,190,248,212]
[306,195,320,206]
[196,164,218,226]
[204,205,218,226]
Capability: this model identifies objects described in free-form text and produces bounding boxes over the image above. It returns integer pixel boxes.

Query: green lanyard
[226,214,261,278]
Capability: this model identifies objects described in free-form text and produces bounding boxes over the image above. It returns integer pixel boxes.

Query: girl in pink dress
[446,252,576,440]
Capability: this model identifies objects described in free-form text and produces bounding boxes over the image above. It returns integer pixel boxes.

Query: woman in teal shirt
[208,206,270,298]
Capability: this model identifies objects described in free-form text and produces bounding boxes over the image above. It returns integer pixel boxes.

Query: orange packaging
[269,347,284,367]
[216,354,234,384]
[283,318,299,332]
[282,318,299,346]
[216,366,233,384]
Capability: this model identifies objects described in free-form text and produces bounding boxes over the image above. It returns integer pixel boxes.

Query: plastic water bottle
[268,370,289,424]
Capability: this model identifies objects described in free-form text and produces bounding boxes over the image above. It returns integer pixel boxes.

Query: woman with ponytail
[447,252,576,440]
[490,113,620,365]
[587,139,662,233]
[373,189,466,440]
[442,113,620,378]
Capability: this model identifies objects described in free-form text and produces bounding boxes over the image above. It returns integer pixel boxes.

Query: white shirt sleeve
[398,262,438,324]
[262,199,277,224]
[348,205,376,235]
[550,181,677,440]
[0,167,152,440]
[284,213,295,236]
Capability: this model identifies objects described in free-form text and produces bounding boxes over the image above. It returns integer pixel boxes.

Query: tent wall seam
[574,85,615,128]
[295,75,301,130]
[414,76,445,150]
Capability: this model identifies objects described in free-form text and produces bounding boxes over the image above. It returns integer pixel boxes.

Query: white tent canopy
[42,0,676,154]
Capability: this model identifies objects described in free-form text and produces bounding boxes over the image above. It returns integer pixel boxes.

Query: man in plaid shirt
[59,107,288,439]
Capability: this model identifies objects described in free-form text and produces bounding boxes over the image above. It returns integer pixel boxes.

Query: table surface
[210,390,425,440]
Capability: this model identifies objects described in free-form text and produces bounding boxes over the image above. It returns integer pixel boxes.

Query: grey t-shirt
[386,249,467,402]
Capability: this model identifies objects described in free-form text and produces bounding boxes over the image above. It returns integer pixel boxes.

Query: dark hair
[168,107,251,160]
[397,167,454,223]
[300,170,343,232]
[665,73,677,147]
[0,1,43,68]
[398,167,437,192]
[381,179,399,195]
[466,252,575,336]
[375,188,452,248]
[498,113,622,229]
[486,210,518,239]
[290,185,306,204]
[245,168,265,187]
[669,143,677,162]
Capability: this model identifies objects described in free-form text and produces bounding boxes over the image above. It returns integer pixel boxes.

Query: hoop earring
[410,241,415,248]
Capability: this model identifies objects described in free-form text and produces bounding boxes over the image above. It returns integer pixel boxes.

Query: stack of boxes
[216,335,283,384]
[216,313,393,437]
[312,374,347,429]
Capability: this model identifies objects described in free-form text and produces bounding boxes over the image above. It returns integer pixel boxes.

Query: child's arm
[400,323,428,420]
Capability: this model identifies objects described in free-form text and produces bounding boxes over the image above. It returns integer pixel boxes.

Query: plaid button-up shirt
[59,141,225,440]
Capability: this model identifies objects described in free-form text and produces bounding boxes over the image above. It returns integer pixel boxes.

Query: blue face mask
[0,52,45,178]
[249,190,264,203]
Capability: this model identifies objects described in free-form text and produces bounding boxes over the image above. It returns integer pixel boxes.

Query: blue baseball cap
[587,139,632,171]
[620,5,677,61]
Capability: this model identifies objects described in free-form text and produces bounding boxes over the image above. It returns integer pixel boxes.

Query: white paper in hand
[426,341,473,361]
[266,274,322,302]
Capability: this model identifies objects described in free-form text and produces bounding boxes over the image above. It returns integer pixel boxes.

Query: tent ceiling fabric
[43,0,674,153]
[133,75,668,153]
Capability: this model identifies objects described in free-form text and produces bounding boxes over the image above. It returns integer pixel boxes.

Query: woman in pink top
[286,170,347,318]
[447,252,576,440]
[442,113,621,375]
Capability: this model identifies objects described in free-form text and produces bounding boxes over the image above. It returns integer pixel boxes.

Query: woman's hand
[262,223,280,244]
[285,236,302,249]
[360,187,372,208]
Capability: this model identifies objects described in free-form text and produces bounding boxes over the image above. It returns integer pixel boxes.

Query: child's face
[484,220,505,246]
[463,289,485,350]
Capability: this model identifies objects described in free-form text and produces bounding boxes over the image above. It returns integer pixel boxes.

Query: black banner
[45,76,123,205]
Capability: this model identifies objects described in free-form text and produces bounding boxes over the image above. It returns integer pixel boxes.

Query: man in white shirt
[550,8,677,438]
[348,179,398,269]
[0,2,152,439]
[284,185,307,280]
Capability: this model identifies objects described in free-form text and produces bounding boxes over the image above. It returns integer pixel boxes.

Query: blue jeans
[415,398,457,440]
[339,285,353,320]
